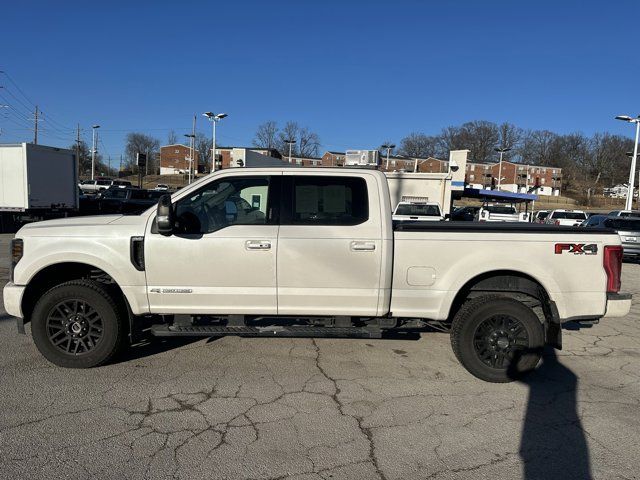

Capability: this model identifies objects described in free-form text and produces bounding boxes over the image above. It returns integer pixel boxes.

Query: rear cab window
[284,176,368,225]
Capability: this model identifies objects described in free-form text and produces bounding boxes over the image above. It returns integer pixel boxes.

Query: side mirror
[156,194,175,235]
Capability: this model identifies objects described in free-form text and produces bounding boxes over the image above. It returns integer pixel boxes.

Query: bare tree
[496,123,523,160]
[253,121,279,150]
[298,127,321,157]
[519,130,558,166]
[195,132,212,171]
[398,132,440,158]
[125,132,160,173]
[70,140,106,176]
[167,130,177,145]
[276,121,321,157]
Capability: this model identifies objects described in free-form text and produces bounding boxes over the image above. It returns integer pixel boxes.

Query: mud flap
[16,317,26,335]
[546,301,562,350]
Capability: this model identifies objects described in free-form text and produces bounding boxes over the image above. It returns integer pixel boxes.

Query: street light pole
[284,139,296,163]
[615,115,640,210]
[91,125,100,180]
[184,134,195,184]
[203,112,228,172]
[494,147,511,190]
[381,144,395,170]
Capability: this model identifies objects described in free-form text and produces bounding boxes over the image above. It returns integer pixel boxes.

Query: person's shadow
[514,347,591,480]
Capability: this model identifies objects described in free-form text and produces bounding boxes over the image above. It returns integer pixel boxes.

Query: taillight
[603,245,623,293]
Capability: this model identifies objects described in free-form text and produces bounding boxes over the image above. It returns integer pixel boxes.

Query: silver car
[582,215,640,259]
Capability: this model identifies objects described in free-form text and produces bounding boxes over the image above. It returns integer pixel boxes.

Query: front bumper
[2,282,25,318]
[604,292,632,318]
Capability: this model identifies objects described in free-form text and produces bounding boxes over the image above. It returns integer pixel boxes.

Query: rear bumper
[2,282,25,318]
[622,243,640,257]
[604,292,632,318]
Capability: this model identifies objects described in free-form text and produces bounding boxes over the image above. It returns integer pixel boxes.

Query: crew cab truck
[3,168,632,382]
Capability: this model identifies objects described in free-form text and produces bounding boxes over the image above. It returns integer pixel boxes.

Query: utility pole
[33,105,39,144]
[76,124,81,178]
[192,114,196,179]
[91,124,100,180]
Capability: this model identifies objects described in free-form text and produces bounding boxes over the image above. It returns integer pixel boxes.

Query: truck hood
[16,214,148,237]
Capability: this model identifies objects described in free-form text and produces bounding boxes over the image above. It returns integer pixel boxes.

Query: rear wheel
[451,295,544,382]
[31,280,126,368]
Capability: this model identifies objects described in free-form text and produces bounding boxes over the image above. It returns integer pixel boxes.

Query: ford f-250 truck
[3,168,632,382]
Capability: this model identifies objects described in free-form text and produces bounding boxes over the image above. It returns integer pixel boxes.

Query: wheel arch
[447,269,555,324]
[21,262,132,331]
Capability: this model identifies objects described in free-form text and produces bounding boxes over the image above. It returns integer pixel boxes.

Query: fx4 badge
[554,243,598,255]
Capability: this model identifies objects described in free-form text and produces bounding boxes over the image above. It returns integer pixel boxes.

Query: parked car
[582,215,640,259]
[532,210,550,224]
[608,210,640,219]
[154,184,170,191]
[392,202,443,222]
[474,204,521,222]
[78,179,112,193]
[97,187,165,214]
[545,209,587,226]
[79,179,131,194]
[4,168,631,382]
[450,206,480,221]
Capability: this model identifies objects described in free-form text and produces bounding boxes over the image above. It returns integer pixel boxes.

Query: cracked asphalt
[0,233,639,480]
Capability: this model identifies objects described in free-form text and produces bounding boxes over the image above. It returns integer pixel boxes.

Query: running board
[150,324,383,339]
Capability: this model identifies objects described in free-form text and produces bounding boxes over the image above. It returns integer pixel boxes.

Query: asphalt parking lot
[0,233,639,480]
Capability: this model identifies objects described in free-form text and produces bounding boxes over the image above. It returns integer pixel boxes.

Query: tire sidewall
[31,284,121,368]
[455,298,544,382]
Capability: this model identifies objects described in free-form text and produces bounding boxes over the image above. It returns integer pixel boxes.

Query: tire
[31,280,126,368]
[451,295,544,383]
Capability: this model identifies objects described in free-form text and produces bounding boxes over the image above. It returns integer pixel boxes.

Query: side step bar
[150,324,383,339]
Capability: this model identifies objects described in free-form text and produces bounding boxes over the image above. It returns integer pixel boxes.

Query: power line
[0,71,37,107]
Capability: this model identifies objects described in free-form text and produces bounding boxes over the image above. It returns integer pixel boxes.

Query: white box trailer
[0,143,78,212]
[385,172,453,215]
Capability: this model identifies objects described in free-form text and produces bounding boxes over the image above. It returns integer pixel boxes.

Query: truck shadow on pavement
[115,336,207,363]
[513,347,592,480]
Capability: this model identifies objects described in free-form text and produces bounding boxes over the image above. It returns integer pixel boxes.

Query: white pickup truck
[3,168,632,382]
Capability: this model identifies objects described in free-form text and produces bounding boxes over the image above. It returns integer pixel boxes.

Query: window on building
[470,174,475,180]
[471,164,475,171]
[289,176,368,226]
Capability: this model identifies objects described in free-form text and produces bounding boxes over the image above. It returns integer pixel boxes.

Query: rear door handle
[246,240,271,250]
[350,241,376,251]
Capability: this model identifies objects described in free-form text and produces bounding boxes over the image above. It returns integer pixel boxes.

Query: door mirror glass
[156,194,175,235]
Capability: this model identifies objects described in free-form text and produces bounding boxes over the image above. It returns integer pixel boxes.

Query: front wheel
[451,295,545,383]
[31,280,126,368]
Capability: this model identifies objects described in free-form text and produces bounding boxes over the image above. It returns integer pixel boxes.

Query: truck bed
[394,221,613,234]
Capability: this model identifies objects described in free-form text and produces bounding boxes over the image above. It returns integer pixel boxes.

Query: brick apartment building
[212,147,283,169]
[465,160,562,191]
[321,151,346,166]
[159,144,200,175]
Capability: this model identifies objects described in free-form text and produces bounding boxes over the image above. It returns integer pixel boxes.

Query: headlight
[10,238,23,283]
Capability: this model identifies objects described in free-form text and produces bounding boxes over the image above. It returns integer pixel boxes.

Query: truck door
[277,173,384,317]
[144,174,280,314]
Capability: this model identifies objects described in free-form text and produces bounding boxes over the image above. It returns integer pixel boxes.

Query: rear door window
[286,176,368,225]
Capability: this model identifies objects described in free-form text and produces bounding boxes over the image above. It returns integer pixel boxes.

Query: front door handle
[350,241,376,251]
[246,240,271,250]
